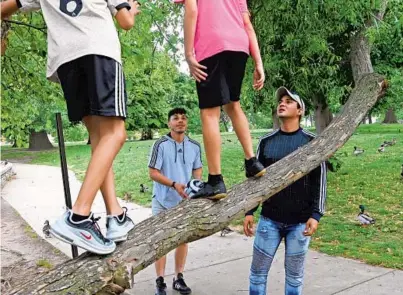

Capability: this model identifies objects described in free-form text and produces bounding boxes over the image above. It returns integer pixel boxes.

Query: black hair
[168,108,187,120]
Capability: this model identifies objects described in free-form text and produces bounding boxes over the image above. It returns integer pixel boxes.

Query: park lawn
[1,124,402,269]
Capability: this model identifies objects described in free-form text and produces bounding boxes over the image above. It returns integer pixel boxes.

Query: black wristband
[171,181,176,188]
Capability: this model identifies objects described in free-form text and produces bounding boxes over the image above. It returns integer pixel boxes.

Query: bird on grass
[140,184,149,193]
[353,146,364,156]
[378,144,385,153]
[220,227,234,237]
[384,138,397,146]
[357,205,375,225]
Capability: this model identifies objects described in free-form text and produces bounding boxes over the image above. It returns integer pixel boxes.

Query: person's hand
[174,183,189,199]
[129,0,141,16]
[243,215,255,237]
[303,218,319,236]
[253,64,265,90]
[186,55,208,82]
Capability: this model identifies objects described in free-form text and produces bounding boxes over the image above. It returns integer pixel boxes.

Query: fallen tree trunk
[9,73,387,295]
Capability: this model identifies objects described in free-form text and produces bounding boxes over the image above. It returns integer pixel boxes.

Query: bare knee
[200,107,220,121]
[114,127,127,147]
[223,102,242,117]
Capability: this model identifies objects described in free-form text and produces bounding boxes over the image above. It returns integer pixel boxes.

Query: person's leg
[173,244,191,294]
[152,198,168,294]
[249,218,282,295]
[200,107,221,175]
[175,243,188,275]
[225,51,265,178]
[283,223,311,295]
[223,101,254,159]
[84,116,123,215]
[72,116,126,216]
[155,256,167,278]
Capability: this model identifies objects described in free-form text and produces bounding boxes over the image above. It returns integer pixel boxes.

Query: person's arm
[304,162,327,236]
[182,0,207,82]
[1,0,19,19]
[1,0,40,19]
[148,142,188,199]
[310,162,327,222]
[149,168,188,199]
[243,138,267,236]
[192,167,202,180]
[241,2,265,90]
[108,0,140,31]
[192,145,203,180]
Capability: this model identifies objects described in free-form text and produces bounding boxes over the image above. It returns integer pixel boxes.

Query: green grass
[36,259,53,269]
[2,124,403,269]
[24,225,38,239]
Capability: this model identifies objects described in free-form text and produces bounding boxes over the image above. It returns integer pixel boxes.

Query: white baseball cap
[275,86,305,117]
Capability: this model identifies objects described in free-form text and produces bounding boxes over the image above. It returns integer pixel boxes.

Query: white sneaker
[49,210,116,255]
[106,207,135,242]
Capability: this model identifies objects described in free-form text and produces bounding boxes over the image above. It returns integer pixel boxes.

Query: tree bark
[382,108,398,123]
[28,130,54,151]
[313,96,333,134]
[220,111,230,132]
[271,108,280,129]
[140,129,153,140]
[7,74,387,295]
[368,109,373,124]
[1,20,10,56]
[350,0,388,84]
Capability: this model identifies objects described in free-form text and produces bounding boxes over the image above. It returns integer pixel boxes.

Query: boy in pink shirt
[175,0,266,200]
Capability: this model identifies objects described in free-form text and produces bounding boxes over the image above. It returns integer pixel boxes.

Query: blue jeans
[249,217,311,295]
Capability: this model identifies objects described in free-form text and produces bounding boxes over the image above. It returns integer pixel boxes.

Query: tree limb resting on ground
[9,73,387,295]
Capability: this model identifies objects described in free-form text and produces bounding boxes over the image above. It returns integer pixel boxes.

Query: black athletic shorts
[196,51,248,109]
[57,55,127,123]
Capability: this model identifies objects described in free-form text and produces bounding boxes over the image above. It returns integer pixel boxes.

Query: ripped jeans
[249,217,311,295]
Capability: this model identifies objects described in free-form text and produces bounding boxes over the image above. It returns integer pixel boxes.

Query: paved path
[2,163,402,295]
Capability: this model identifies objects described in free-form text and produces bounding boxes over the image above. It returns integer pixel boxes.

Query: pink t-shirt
[175,0,250,62]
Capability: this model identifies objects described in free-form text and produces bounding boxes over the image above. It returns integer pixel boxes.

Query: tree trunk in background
[28,130,54,151]
[8,74,387,295]
[350,0,388,84]
[272,108,280,129]
[220,111,230,132]
[313,96,333,134]
[1,20,10,56]
[383,108,398,123]
[141,129,153,140]
[368,109,373,124]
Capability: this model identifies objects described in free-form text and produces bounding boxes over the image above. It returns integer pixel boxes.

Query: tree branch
[8,73,387,295]
[3,19,46,33]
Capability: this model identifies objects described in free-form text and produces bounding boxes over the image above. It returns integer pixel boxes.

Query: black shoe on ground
[155,276,167,295]
[191,180,227,200]
[173,273,192,294]
[245,157,266,178]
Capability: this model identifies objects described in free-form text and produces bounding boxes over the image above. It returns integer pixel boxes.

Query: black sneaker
[155,276,167,295]
[245,157,266,178]
[173,273,192,294]
[191,180,227,200]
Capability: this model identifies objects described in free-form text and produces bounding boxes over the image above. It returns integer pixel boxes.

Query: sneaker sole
[49,224,116,255]
[207,193,227,200]
[254,169,266,178]
[173,288,192,295]
[108,234,128,242]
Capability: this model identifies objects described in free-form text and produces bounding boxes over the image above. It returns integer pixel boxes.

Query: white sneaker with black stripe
[106,207,135,242]
[49,210,116,255]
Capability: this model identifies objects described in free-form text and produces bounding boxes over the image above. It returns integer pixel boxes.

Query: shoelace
[176,278,188,287]
[89,216,109,243]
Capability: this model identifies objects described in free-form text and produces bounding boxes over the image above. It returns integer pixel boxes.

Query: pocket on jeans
[257,225,270,240]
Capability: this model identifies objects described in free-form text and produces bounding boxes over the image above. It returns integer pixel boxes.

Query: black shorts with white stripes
[57,54,127,122]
